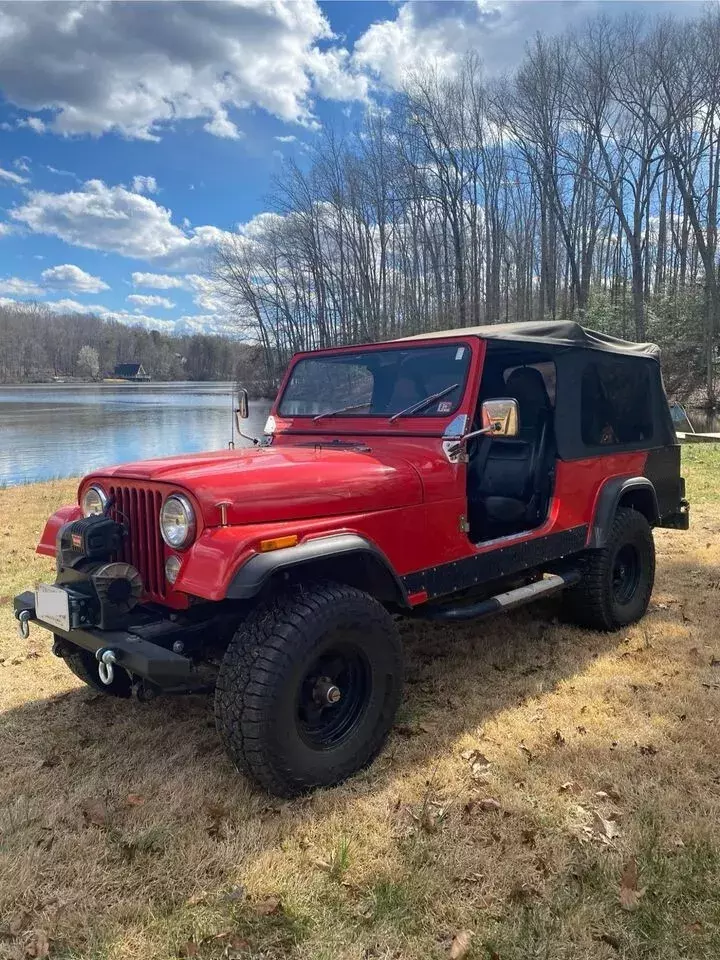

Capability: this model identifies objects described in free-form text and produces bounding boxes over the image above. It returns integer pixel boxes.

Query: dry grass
[1,452,719,960]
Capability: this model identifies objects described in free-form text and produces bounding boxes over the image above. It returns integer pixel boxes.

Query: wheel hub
[313,676,342,705]
[297,643,371,748]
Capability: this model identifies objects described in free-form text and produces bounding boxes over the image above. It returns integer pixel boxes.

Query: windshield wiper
[389,383,460,422]
[312,400,372,421]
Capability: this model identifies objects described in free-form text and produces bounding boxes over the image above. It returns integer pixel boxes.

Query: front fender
[175,525,407,607]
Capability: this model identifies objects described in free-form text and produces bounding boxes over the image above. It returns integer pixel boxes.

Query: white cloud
[43,297,109,315]
[352,0,618,88]
[10,178,233,269]
[0,222,13,236]
[203,110,243,140]
[307,46,368,101]
[0,276,43,296]
[0,166,27,186]
[41,263,109,294]
[130,175,158,195]
[127,293,175,309]
[13,156,30,173]
[0,0,366,141]
[19,116,46,134]
[275,135,297,143]
[46,165,76,178]
[131,272,185,290]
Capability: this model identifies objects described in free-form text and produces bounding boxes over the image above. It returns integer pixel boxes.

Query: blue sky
[0,0,701,337]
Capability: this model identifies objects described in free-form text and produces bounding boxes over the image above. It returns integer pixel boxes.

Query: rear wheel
[62,642,132,698]
[215,581,403,797]
[564,507,655,631]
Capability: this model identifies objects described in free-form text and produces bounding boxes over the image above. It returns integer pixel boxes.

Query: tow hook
[16,609,31,640]
[95,648,118,685]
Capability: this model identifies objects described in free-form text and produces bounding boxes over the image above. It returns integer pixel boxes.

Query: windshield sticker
[455,347,465,360]
[437,400,453,413]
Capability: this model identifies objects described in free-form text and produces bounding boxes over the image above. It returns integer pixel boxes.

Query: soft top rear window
[279,344,471,419]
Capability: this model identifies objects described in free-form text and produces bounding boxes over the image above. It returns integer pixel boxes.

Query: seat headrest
[504,367,551,410]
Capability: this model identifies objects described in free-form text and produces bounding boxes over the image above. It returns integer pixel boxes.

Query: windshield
[278,343,471,420]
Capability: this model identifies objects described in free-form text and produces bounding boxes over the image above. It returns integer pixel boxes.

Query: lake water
[0,383,272,486]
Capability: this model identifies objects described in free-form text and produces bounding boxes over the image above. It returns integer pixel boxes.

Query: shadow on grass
[2,558,718,958]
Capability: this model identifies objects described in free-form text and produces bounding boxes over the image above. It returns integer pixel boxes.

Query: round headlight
[160,494,196,549]
[82,484,108,517]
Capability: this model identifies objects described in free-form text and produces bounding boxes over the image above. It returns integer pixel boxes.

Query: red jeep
[15,321,689,797]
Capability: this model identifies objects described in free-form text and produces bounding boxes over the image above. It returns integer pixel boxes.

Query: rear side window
[581,361,653,447]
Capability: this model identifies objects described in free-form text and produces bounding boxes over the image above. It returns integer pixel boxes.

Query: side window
[581,361,653,447]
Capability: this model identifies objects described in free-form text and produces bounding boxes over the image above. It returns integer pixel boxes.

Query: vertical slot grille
[109,485,165,601]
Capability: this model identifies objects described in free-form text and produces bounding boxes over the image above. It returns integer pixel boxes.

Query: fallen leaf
[559,781,582,795]
[599,783,622,803]
[619,858,646,911]
[685,921,703,934]
[25,931,50,958]
[178,940,198,957]
[126,794,145,807]
[519,744,533,761]
[478,798,501,812]
[449,929,473,959]
[222,884,247,903]
[640,744,658,756]
[395,723,423,738]
[595,932,621,950]
[253,896,282,916]
[185,892,207,906]
[553,730,565,746]
[80,797,108,828]
[592,812,621,841]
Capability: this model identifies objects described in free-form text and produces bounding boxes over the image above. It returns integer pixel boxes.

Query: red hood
[85,444,424,525]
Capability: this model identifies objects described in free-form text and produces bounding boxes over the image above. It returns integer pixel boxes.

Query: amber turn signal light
[259,534,299,552]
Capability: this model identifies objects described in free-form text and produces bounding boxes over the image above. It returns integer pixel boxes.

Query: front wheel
[564,507,655,631]
[215,581,403,797]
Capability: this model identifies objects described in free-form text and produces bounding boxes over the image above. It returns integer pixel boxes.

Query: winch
[55,514,143,629]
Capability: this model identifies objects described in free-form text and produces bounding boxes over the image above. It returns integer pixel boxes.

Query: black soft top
[399,320,660,360]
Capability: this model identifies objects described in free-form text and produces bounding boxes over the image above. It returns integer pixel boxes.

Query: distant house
[113,362,150,381]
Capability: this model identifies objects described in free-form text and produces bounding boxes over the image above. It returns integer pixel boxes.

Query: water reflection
[0,383,271,486]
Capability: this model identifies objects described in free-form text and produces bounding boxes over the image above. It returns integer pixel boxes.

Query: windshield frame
[275,339,476,425]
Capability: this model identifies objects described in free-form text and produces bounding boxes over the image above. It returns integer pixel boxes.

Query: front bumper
[13,590,194,690]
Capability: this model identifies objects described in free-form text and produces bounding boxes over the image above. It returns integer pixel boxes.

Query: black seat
[468,367,555,539]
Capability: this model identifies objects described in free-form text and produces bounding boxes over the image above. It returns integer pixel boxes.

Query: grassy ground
[1,453,719,960]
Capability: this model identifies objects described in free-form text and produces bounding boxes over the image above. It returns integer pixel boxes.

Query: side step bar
[413,570,581,623]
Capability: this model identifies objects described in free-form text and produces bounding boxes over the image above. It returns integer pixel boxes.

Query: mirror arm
[458,424,496,445]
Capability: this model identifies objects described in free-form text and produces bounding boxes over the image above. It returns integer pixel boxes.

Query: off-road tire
[215,581,403,797]
[564,507,655,631]
[62,642,133,698]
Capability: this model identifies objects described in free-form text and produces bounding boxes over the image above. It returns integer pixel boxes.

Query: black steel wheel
[611,543,641,605]
[297,643,372,749]
[215,581,403,797]
[62,642,132,698]
[564,507,655,631]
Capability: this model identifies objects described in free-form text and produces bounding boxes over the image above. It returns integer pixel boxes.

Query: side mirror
[235,387,249,427]
[481,397,519,438]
